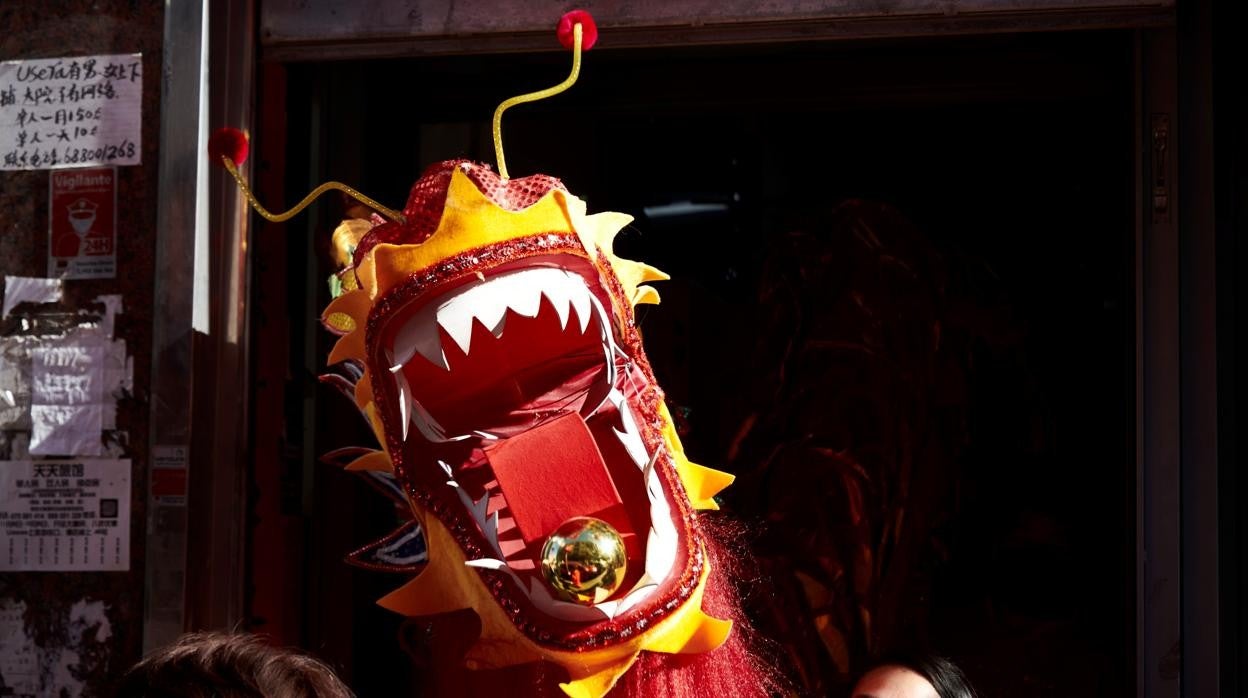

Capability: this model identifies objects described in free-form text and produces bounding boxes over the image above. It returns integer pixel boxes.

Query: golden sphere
[539,517,628,605]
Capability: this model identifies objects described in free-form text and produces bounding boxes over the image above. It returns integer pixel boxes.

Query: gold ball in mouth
[539,517,628,605]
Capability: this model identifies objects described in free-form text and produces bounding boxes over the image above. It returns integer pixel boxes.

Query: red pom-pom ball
[557,10,597,51]
[208,127,249,166]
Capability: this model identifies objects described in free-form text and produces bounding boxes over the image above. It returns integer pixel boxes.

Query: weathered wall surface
[0,2,162,695]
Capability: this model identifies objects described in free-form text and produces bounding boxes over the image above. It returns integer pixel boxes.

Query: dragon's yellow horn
[492,10,598,180]
[208,126,405,224]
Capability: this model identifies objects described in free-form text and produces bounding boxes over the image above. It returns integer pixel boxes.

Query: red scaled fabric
[484,412,629,549]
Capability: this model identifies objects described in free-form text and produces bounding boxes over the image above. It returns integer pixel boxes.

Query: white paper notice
[0,459,130,571]
[29,344,105,456]
[0,54,142,170]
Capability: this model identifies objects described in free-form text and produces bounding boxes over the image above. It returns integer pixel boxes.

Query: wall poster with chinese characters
[0,54,141,171]
[0,459,130,572]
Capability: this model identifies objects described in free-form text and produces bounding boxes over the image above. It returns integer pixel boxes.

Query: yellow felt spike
[328,329,366,365]
[378,513,471,617]
[612,259,669,301]
[345,450,392,473]
[636,551,733,657]
[665,612,733,655]
[582,211,633,252]
[633,285,661,306]
[676,460,735,511]
[463,635,545,671]
[616,259,669,287]
[322,288,370,325]
[364,403,388,454]
[637,262,670,283]
[558,653,641,698]
[354,372,374,411]
[377,567,469,618]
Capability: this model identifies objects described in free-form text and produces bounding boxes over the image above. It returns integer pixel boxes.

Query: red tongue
[484,412,631,553]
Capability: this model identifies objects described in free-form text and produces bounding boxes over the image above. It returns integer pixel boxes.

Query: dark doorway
[255,29,1136,697]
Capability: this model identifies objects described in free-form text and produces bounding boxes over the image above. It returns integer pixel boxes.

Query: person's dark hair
[862,652,978,698]
[114,631,354,698]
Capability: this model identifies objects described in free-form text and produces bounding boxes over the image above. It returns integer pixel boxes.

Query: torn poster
[2,276,63,319]
[0,287,131,456]
[0,54,142,170]
[0,459,130,571]
[30,344,106,456]
[0,597,112,695]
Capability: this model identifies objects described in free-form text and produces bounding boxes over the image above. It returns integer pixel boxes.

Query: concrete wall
[0,2,163,694]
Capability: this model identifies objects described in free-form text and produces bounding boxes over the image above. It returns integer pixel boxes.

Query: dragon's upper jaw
[374,252,688,631]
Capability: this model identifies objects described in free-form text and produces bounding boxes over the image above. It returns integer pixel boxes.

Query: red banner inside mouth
[484,411,632,555]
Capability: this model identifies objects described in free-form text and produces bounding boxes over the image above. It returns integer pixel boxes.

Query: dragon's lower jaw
[378,258,691,632]
[380,505,729,698]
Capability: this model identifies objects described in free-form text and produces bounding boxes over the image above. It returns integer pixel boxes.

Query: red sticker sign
[48,166,116,279]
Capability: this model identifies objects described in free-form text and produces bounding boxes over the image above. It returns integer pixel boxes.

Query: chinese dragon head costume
[212,11,778,697]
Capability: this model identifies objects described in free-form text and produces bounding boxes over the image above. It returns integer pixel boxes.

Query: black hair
[857,652,978,698]
[114,631,354,698]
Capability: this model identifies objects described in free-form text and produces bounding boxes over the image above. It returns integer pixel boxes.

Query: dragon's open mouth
[378,254,681,624]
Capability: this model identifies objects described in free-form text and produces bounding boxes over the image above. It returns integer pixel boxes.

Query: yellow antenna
[492,11,598,180]
[209,128,405,224]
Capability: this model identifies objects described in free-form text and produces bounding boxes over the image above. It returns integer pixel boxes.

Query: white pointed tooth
[542,281,573,330]
[615,581,659,616]
[437,460,453,479]
[449,482,474,513]
[604,390,648,468]
[464,558,509,570]
[504,276,545,318]
[394,371,413,442]
[648,472,665,503]
[411,398,448,442]
[620,401,648,468]
[488,314,507,338]
[595,599,622,619]
[436,309,478,356]
[580,293,618,418]
[470,285,510,338]
[470,494,489,524]
[473,430,499,440]
[569,283,593,334]
[394,311,449,370]
[613,427,648,470]
[482,511,500,550]
[606,388,627,414]
[643,449,659,483]
[590,292,615,345]
[645,517,678,583]
[433,273,515,354]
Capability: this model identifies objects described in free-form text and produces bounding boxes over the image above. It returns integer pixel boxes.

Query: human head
[851,653,977,698]
[114,631,354,698]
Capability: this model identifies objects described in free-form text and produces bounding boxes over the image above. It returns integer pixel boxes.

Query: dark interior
[266,29,1136,697]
